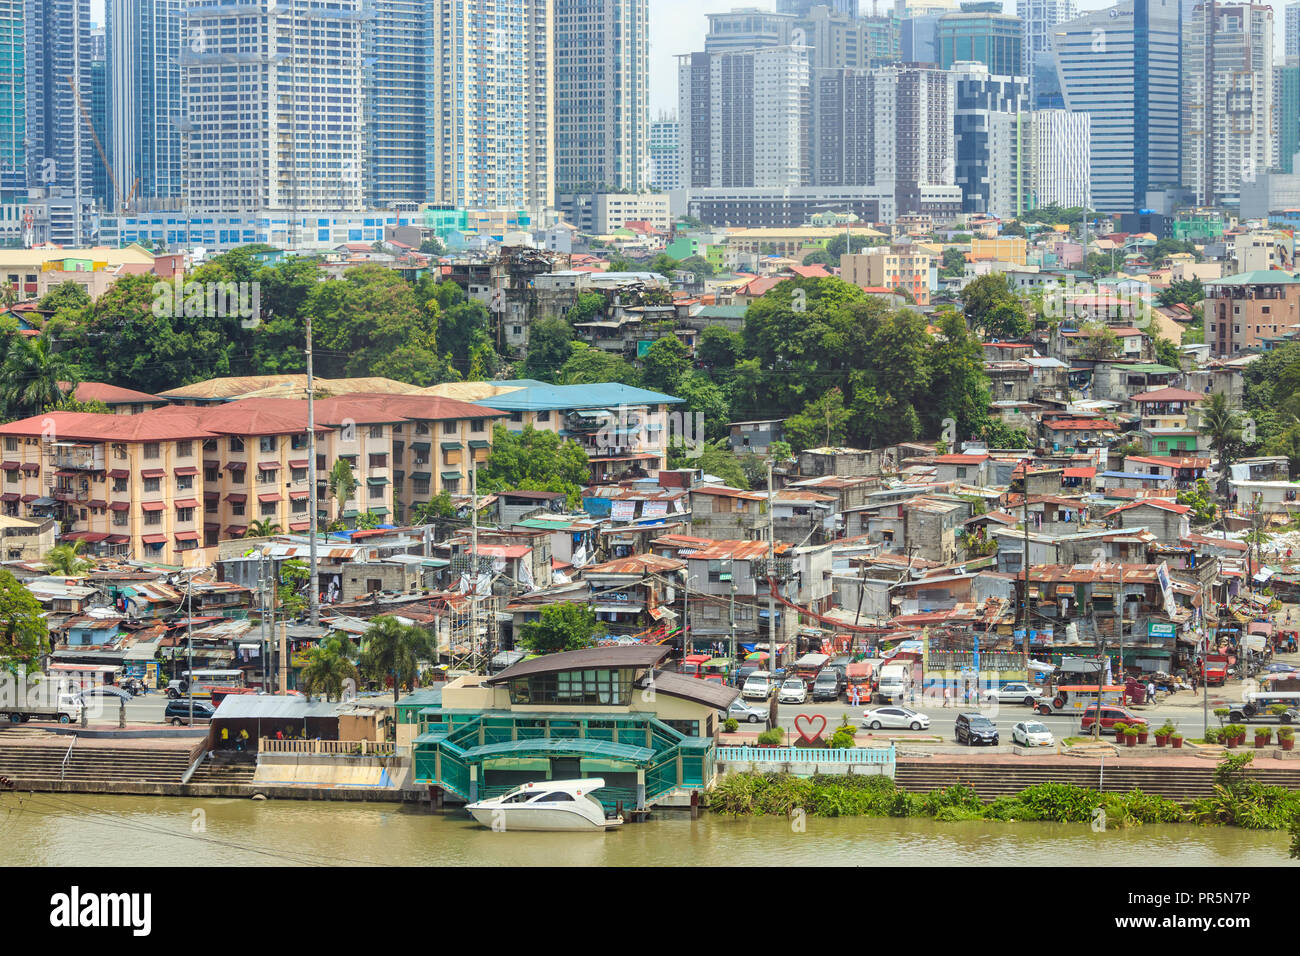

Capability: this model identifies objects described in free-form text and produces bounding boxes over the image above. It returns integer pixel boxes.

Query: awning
[86,499,107,509]
[0,493,19,502]
[203,460,219,469]
[224,494,247,503]
[258,461,281,471]
[0,461,19,471]
[109,501,130,511]
[224,461,247,471]
[440,442,462,451]
[409,472,431,481]
[174,498,199,509]
[106,534,130,544]
[174,531,200,542]
[441,471,462,481]
[140,468,165,478]
[257,493,281,503]
[141,501,165,512]
[204,492,219,501]
[290,521,310,531]
[289,490,309,500]
[366,476,389,485]
[203,522,220,531]
[410,442,431,452]
[174,466,199,476]
[19,463,39,473]
[20,494,38,502]
[226,525,247,536]
[288,459,309,469]
[469,440,490,449]
[141,534,167,544]
[53,469,76,477]
[108,469,129,479]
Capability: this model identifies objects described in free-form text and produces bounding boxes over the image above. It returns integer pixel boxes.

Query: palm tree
[299,636,360,702]
[1199,393,1241,500]
[0,336,74,419]
[359,615,434,702]
[245,519,282,538]
[328,458,356,511]
[42,541,94,576]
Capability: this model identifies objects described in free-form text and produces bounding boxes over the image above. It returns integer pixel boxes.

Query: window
[113,478,128,493]
[177,441,193,458]
[143,443,160,459]
[3,438,15,452]
[177,507,194,522]
[229,437,244,452]
[292,498,307,514]
[510,411,523,423]
[369,454,387,468]
[369,484,384,500]
[143,477,160,493]
[112,443,127,461]
[204,467,218,483]
[259,436,276,453]
[202,439,217,452]
[260,501,277,517]
[416,423,429,435]
[442,420,456,435]
[507,668,633,706]
[145,510,162,526]
[112,512,127,527]
[535,410,550,424]
[369,425,383,439]
[291,467,307,482]
[232,502,245,517]
[177,475,193,491]
[471,420,484,433]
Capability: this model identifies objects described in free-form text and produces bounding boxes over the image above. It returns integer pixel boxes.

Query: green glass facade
[936,11,1023,78]
[0,0,22,198]
[1281,65,1300,174]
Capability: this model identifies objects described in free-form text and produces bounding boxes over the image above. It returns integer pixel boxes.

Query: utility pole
[186,572,194,726]
[728,555,737,671]
[766,458,776,654]
[306,312,319,626]
[259,551,269,694]
[470,465,481,671]
[1116,562,1125,678]
[1021,484,1030,666]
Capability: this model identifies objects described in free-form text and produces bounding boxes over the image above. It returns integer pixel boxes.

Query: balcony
[51,444,104,471]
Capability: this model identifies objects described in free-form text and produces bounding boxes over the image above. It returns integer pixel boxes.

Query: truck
[0,672,84,724]
[1203,654,1230,687]
[877,663,909,703]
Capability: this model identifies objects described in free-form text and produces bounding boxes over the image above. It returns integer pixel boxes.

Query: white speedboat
[466,778,624,831]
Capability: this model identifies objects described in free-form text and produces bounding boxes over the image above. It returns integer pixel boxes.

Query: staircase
[894,761,1300,802]
[0,742,193,786]
[187,757,257,786]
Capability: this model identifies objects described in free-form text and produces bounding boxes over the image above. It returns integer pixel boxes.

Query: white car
[742,671,775,700]
[1011,720,1055,747]
[860,707,931,731]
[982,682,1039,706]
[777,678,808,704]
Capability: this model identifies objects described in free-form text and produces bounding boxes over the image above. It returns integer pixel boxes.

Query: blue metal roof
[480,382,683,412]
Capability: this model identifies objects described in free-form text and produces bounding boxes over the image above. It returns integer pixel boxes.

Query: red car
[1080,705,1147,735]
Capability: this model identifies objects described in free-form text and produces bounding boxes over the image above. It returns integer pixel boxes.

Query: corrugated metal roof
[212,695,341,720]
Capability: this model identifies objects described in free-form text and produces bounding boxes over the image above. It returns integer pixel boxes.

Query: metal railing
[59,735,76,780]
[716,745,896,764]
[258,738,405,757]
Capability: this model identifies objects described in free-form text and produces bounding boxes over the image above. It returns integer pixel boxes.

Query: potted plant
[1136,724,1149,745]
[1280,727,1295,751]
[1204,727,1220,744]
[756,728,784,749]
[1268,704,1290,717]
[1113,721,1127,738]
[1255,728,1273,748]
[1236,725,1249,747]
[1122,726,1138,747]
[1224,725,1239,748]
[1154,722,1176,746]
[724,717,739,733]
[1170,732,1184,749]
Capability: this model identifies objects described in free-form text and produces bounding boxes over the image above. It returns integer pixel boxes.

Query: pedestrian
[1146,680,1155,704]
[909,685,916,707]
[220,726,230,749]
[943,687,951,708]
[238,728,249,752]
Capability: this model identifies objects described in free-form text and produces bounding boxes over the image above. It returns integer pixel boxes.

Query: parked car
[1011,720,1054,747]
[777,678,808,704]
[1079,705,1146,735]
[741,671,775,701]
[860,707,930,731]
[954,712,999,746]
[719,698,769,725]
[811,669,842,702]
[734,664,762,689]
[164,700,216,726]
[981,682,1038,706]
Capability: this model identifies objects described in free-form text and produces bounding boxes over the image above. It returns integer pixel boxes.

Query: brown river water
[0,793,1294,866]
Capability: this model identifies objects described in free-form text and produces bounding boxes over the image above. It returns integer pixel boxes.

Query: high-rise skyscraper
[936,2,1023,77]
[554,0,648,194]
[90,25,107,209]
[363,0,426,206]
[1016,0,1075,103]
[181,0,365,216]
[25,0,94,232]
[1029,107,1091,209]
[107,0,183,205]
[953,61,1029,218]
[1286,1,1300,60]
[1052,0,1181,214]
[427,0,553,213]
[678,45,811,189]
[814,67,897,188]
[648,114,683,191]
[0,0,23,201]
[1181,2,1274,206]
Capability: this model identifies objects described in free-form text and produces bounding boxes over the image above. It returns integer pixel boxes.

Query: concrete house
[1104,499,1192,546]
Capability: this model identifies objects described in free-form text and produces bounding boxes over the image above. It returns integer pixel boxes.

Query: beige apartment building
[0,394,504,567]
[840,244,937,305]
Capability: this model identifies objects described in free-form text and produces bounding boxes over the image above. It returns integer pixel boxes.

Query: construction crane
[64,75,127,212]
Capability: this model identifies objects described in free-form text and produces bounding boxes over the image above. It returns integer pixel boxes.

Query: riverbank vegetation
[709,754,1300,836]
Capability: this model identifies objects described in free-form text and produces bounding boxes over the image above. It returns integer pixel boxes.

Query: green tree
[480,424,589,506]
[0,336,74,419]
[360,615,435,701]
[556,342,640,385]
[566,292,606,326]
[669,438,749,488]
[0,569,48,672]
[299,635,360,702]
[517,602,598,653]
[245,519,282,538]
[940,247,967,278]
[1157,278,1204,308]
[37,281,93,317]
[42,541,94,576]
[784,387,850,452]
[678,255,715,281]
[328,458,357,512]
[1199,392,1242,497]
[277,558,310,618]
[640,336,690,395]
[960,274,1029,339]
[1176,479,1218,525]
[697,325,744,375]
[523,316,575,381]
[1077,321,1121,360]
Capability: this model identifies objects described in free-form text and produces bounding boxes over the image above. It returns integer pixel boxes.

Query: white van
[877,663,909,703]
[742,670,775,701]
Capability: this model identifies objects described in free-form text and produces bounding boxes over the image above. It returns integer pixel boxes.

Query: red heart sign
[794,713,826,743]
